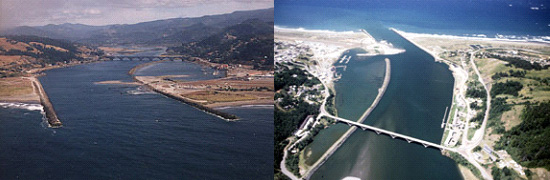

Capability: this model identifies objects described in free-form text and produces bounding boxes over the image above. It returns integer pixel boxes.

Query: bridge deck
[323,114,456,152]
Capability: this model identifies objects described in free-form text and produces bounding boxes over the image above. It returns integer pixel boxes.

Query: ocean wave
[126,86,155,95]
[0,102,43,111]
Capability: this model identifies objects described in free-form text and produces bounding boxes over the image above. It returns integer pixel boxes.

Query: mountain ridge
[1,8,274,46]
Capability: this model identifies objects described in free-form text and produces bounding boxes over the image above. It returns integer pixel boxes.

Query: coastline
[128,60,273,121]
[0,61,103,127]
[303,58,391,179]
[134,76,239,120]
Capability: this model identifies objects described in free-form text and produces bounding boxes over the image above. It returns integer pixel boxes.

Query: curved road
[455,51,492,180]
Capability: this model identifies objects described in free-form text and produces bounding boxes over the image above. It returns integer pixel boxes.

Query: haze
[0,0,273,29]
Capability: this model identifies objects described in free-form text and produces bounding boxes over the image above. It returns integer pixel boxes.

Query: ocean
[0,60,273,179]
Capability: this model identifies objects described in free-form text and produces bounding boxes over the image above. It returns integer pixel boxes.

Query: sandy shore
[276,27,404,90]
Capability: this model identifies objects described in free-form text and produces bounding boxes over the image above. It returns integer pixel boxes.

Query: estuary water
[275,2,471,180]
[0,61,273,179]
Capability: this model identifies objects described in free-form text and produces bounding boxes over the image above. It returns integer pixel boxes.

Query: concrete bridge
[322,114,457,152]
[101,56,185,61]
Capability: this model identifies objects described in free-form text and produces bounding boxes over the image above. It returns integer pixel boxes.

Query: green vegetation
[168,19,274,70]
[495,102,550,170]
[488,97,512,134]
[274,63,322,175]
[491,81,523,96]
[449,152,482,179]
[486,54,549,71]
[491,166,523,180]
[275,65,319,91]
[492,70,527,80]
[2,35,103,64]
[466,81,487,99]
[285,153,300,177]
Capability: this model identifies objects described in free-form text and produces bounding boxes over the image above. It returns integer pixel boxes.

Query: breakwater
[304,58,391,179]
[31,77,62,127]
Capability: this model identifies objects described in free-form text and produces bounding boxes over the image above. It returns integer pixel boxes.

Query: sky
[0,0,273,29]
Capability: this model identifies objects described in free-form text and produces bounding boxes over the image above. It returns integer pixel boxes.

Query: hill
[1,8,274,46]
[166,18,274,70]
[0,35,103,77]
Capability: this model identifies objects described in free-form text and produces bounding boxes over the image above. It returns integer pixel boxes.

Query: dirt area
[458,165,478,180]
[0,77,39,103]
[135,75,273,108]
[0,38,39,53]
[185,91,257,102]
[501,105,524,131]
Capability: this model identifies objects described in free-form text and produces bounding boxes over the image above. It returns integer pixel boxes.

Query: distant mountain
[0,8,274,46]
[167,18,274,70]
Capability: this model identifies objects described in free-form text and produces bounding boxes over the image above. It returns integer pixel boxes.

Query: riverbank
[393,28,493,179]
[303,58,391,179]
[275,27,403,90]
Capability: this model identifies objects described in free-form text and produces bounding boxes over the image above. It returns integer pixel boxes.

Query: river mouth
[0,60,273,179]
[275,5,463,179]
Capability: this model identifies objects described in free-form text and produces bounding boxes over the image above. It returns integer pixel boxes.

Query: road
[455,50,493,180]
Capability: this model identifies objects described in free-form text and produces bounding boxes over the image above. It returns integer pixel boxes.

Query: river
[0,59,273,179]
[276,3,463,180]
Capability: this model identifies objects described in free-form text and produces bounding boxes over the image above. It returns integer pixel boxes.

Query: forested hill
[1,8,274,46]
[166,18,274,70]
[0,35,103,77]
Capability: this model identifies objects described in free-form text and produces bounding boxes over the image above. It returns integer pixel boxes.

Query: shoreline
[128,60,273,121]
[134,76,239,121]
[1,60,104,127]
[303,58,391,179]
[392,28,489,179]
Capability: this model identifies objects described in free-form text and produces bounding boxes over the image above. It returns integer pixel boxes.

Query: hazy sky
[0,0,273,29]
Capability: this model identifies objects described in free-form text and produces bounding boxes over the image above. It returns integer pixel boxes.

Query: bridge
[101,56,185,61]
[322,113,457,152]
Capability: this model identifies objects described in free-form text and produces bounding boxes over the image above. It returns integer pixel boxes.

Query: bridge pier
[374,130,381,135]
[406,139,412,143]
[390,134,396,139]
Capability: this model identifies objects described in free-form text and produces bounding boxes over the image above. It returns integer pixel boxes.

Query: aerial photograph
[0,0,273,179]
[274,0,549,180]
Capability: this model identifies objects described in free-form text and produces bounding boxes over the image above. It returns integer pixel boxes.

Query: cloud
[0,0,273,29]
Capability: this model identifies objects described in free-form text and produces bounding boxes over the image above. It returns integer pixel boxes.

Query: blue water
[276,0,550,38]
[135,61,226,81]
[0,61,273,179]
[273,1,522,179]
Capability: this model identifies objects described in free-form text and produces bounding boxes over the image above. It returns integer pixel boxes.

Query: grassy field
[0,77,34,97]
[500,105,523,131]
[185,91,257,103]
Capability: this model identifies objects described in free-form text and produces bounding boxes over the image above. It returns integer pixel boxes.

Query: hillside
[1,8,274,46]
[0,36,103,77]
[166,18,274,70]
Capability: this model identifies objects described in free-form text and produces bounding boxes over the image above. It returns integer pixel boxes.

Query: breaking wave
[126,86,155,95]
[0,102,43,111]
